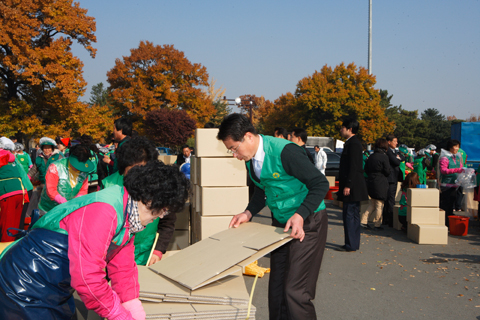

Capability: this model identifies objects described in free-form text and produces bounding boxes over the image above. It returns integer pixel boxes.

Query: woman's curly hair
[124,162,190,214]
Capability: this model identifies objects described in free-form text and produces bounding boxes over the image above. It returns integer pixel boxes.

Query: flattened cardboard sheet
[150,223,290,290]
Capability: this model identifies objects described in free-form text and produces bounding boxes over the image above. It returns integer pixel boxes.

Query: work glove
[54,194,67,204]
[122,298,146,320]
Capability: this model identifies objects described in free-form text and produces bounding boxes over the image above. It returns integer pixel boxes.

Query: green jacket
[247,135,325,224]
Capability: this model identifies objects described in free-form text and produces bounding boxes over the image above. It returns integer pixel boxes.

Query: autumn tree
[259,63,393,143]
[208,100,231,127]
[144,108,196,149]
[0,0,97,139]
[107,41,214,128]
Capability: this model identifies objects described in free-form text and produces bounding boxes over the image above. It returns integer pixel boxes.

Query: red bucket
[325,186,339,200]
[448,216,469,236]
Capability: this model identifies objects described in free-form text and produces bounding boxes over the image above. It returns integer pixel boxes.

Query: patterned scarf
[127,196,145,235]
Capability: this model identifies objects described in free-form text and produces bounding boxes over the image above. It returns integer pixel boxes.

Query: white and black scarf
[127,196,145,235]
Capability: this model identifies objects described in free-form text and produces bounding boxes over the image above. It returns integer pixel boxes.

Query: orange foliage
[259,63,393,143]
[107,41,214,128]
[0,0,97,138]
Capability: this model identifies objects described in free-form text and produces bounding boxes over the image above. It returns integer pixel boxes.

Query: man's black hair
[274,127,288,138]
[314,145,320,149]
[124,162,190,214]
[386,134,396,142]
[291,128,308,143]
[342,117,359,134]
[447,139,460,150]
[114,117,133,137]
[181,144,190,151]
[217,113,256,142]
[69,144,91,162]
[116,136,159,175]
[204,122,215,128]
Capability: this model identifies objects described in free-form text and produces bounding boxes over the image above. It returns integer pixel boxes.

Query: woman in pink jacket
[0,162,189,320]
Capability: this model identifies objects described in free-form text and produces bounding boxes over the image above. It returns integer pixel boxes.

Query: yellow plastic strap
[246,274,258,320]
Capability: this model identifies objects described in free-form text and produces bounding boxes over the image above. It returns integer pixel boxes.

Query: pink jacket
[59,190,141,319]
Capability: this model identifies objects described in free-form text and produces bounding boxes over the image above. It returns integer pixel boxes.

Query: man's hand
[343,187,351,196]
[102,155,110,164]
[284,213,305,242]
[229,210,252,228]
[148,252,162,266]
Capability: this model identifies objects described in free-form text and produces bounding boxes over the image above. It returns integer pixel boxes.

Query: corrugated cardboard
[158,155,177,165]
[407,206,443,225]
[407,224,448,245]
[200,187,249,216]
[149,222,292,290]
[195,128,233,158]
[393,205,402,230]
[326,176,335,187]
[190,155,197,185]
[191,214,235,242]
[166,230,190,251]
[395,182,402,202]
[407,188,440,207]
[175,203,190,230]
[197,158,247,187]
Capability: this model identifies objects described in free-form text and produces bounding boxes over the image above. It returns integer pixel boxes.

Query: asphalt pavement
[244,200,480,319]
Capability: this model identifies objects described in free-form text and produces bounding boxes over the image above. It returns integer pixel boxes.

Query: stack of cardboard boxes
[406,188,448,244]
[190,128,249,243]
[166,202,191,251]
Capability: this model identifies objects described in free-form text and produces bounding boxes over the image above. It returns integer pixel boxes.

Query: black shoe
[361,223,372,229]
[374,226,384,231]
[334,245,356,252]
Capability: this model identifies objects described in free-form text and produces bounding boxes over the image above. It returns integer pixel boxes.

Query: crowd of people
[0,114,478,320]
[0,117,191,319]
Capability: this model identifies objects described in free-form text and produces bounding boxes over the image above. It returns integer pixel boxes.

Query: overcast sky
[73,0,480,120]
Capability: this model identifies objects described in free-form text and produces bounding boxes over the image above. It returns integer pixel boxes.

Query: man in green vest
[103,136,176,266]
[217,114,329,320]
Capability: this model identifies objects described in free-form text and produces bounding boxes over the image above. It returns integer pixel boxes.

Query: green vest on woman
[38,158,88,213]
[246,135,325,224]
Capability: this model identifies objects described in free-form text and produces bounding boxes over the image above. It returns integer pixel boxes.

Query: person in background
[176,144,192,166]
[218,114,329,320]
[290,127,315,165]
[337,118,369,252]
[28,137,57,186]
[454,147,467,211]
[103,136,175,266]
[104,117,132,174]
[360,138,391,231]
[397,172,420,232]
[0,162,189,319]
[413,149,428,185]
[383,134,405,227]
[439,139,464,226]
[37,144,95,215]
[9,136,17,144]
[0,138,30,242]
[14,142,32,175]
[314,145,327,175]
[274,127,289,140]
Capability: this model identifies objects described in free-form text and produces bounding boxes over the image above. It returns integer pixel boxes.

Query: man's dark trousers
[383,183,397,227]
[268,209,328,320]
[342,201,360,251]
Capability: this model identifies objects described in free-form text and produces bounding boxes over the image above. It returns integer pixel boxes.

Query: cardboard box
[158,155,177,165]
[197,157,247,187]
[407,224,448,245]
[195,128,233,158]
[167,230,190,251]
[198,186,249,216]
[175,203,190,230]
[326,176,336,187]
[191,213,233,242]
[393,205,402,230]
[407,188,440,207]
[407,206,444,225]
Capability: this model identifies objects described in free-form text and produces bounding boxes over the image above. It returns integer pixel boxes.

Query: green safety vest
[38,158,88,213]
[247,135,325,224]
[440,153,461,185]
[15,158,33,192]
[35,155,50,184]
[399,162,406,181]
[47,152,64,168]
[0,186,130,260]
[16,153,30,174]
[399,189,407,216]
[0,162,26,197]
[413,157,427,184]
[102,171,159,266]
